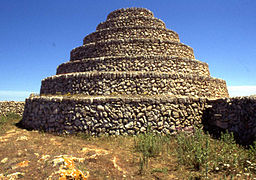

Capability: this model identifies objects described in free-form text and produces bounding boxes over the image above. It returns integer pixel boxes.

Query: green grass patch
[176,128,256,178]
[0,113,22,133]
[151,167,168,174]
[134,130,171,174]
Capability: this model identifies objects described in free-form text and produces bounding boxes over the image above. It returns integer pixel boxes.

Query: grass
[132,127,256,179]
[133,129,171,174]
[1,113,256,179]
[176,128,256,179]
[0,113,21,134]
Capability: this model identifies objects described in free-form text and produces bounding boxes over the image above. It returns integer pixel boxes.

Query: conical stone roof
[20,8,229,135]
[40,7,228,98]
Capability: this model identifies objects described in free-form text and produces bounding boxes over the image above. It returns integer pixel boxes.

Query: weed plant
[176,128,256,178]
[0,113,21,133]
[134,130,171,174]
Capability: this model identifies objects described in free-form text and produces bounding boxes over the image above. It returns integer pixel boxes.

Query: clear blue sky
[1,0,256,101]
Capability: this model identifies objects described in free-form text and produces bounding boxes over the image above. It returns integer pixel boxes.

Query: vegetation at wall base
[0,114,256,179]
[0,113,21,135]
[176,128,256,179]
[133,129,171,174]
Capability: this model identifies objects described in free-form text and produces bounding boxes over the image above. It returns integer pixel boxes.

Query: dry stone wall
[20,7,231,140]
[57,56,209,76]
[0,101,25,116]
[83,27,179,44]
[96,16,165,30]
[41,72,228,98]
[21,95,206,135]
[106,8,154,19]
[70,39,195,60]
[203,96,256,145]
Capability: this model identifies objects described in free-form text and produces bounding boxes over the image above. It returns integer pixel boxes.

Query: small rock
[16,136,28,141]
[137,113,144,118]
[7,172,25,179]
[158,121,163,126]
[97,105,105,111]
[53,108,59,114]
[140,127,146,132]
[170,125,176,131]
[125,122,133,129]
[1,157,8,164]
[146,105,153,111]
[172,111,179,118]
[152,87,157,92]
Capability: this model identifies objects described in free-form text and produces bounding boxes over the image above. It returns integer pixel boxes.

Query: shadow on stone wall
[202,97,256,146]
[2,96,256,146]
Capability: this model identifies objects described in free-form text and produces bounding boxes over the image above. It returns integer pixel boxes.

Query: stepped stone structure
[20,8,229,135]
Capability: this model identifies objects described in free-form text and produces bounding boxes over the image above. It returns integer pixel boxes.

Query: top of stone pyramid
[106,7,154,20]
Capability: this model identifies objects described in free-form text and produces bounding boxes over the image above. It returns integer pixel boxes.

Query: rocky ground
[0,115,179,180]
[1,114,255,180]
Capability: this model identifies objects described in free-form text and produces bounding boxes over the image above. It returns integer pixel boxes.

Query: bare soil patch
[1,114,256,179]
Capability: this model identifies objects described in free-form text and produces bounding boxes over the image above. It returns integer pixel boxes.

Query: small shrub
[75,132,92,140]
[0,113,21,134]
[176,128,256,178]
[134,130,170,174]
[0,116,8,126]
[176,128,210,176]
[248,141,256,156]
[151,167,168,174]
[0,113,21,126]
[5,112,21,120]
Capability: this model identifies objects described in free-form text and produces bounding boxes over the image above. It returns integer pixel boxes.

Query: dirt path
[0,126,142,179]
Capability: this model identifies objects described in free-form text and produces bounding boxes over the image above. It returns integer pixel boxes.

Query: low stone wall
[40,71,228,98]
[57,55,210,76]
[16,95,256,144]
[83,26,179,44]
[96,16,165,30]
[203,96,256,145]
[107,8,154,20]
[0,101,25,116]
[70,39,194,60]
[20,95,207,135]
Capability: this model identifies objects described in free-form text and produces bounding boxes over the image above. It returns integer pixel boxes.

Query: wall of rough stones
[83,27,179,44]
[20,95,207,135]
[203,96,256,145]
[70,39,194,60]
[0,101,25,116]
[57,55,210,76]
[96,16,165,30]
[19,95,256,144]
[22,7,254,144]
[40,71,228,98]
[106,8,154,19]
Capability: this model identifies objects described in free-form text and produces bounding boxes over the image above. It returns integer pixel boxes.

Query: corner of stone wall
[0,101,25,116]
[202,96,256,145]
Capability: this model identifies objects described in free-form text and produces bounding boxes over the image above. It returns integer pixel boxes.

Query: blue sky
[0,0,256,101]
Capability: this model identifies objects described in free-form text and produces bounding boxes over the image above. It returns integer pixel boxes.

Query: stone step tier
[20,7,230,138]
[96,15,166,30]
[83,26,180,44]
[20,94,207,135]
[57,55,210,76]
[40,71,228,98]
[107,8,154,20]
[70,38,194,61]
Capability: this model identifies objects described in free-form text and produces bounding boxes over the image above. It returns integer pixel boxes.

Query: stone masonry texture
[0,101,25,116]
[20,7,253,141]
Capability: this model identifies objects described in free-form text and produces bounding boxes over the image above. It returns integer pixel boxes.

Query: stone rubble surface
[18,7,231,137]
